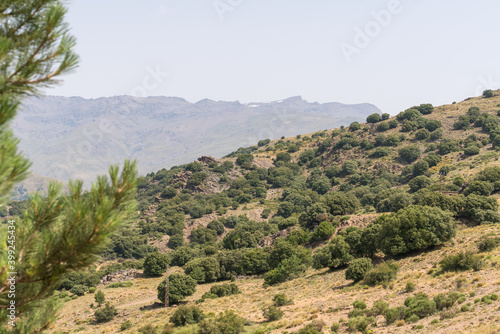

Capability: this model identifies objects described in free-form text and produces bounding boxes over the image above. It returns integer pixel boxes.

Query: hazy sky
[49,0,500,115]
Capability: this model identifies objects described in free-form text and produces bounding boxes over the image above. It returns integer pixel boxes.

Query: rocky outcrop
[198,156,220,166]
[100,269,140,285]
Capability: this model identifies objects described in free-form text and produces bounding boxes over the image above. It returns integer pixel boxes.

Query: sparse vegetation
[19,76,500,333]
[94,302,117,323]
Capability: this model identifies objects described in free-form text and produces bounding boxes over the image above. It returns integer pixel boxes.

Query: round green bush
[170,305,205,326]
[263,306,283,322]
[157,274,197,305]
[345,258,373,283]
[143,252,170,277]
[94,302,117,323]
[69,284,88,296]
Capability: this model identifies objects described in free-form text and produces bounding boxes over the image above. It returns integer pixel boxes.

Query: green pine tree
[94,290,105,307]
[0,1,138,332]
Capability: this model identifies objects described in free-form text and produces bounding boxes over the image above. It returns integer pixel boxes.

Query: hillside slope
[48,91,500,334]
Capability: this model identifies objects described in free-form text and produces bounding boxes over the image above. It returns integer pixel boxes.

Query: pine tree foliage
[0,1,137,332]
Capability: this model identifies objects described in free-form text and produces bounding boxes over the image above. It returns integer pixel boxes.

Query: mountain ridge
[13,95,380,184]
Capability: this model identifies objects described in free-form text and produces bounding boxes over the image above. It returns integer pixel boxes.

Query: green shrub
[353,299,367,310]
[331,322,340,333]
[366,113,381,123]
[312,236,353,270]
[94,290,105,306]
[345,258,373,283]
[404,293,436,320]
[94,302,117,323]
[143,252,170,277]
[483,89,493,98]
[261,208,271,219]
[364,261,399,286]
[371,147,391,158]
[70,284,88,296]
[297,320,326,334]
[348,308,365,318]
[107,281,133,288]
[264,256,307,286]
[409,175,432,193]
[157,274,197,305]
[490,293,499,301]
[348,316,371,333]
[464,181,494,196]
[398,145,421,163]
[88,287,96,293]
[405,282,416,293]
[407,314,420,323]
[368,300,389,317]
[137,324,157,334]
[208,283,240,297]
[273,293,293,306]
[198,310,245,334]
[170,305,205,326]
[375,205,456,256]
[433,292,461,311]
[185,256,220,283]
[481,295,492,304]
[349,121,361,132]
[168,234,184,249]
[258,139,271,147]
[415,129,430,140]
[477,236,500,252]
[464,145,480,156]
[322,192,360,216]
[262,306,283,322]
[311,221,335,241]
[120,320,132,331]
[430,129,443,141]
[461,304,470,312]
[377,121,390,132]
[439,252,483,272]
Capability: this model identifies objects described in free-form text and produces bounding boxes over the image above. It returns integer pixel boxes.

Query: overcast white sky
[49,0,500,115]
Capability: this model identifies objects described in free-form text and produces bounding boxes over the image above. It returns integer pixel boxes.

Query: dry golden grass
[47,92,500,333]
[48,223,500,334]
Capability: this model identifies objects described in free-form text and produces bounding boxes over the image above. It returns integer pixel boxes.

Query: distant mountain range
[12,95,380,184]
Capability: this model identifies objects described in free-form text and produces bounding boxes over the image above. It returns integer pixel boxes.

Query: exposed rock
[100,269,140,285]
[258,227,298,247]
[198,156,220,166]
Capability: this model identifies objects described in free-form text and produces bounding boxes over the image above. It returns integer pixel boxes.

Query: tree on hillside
[483,90,493,98]
[398,145,421,163]
[375,205,456,256]
[143,252,170,277]
[157,274,197,305]
[366,113,381,123]
[0,1,137,332]
[94,290,105,307]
